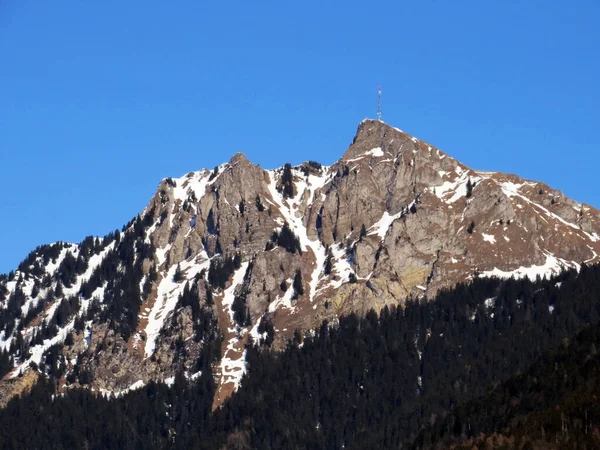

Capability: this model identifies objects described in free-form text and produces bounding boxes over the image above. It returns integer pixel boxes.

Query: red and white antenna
[377,85,382,121]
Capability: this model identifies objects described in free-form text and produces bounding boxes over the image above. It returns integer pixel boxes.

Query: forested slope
[2,264,600,449]
[411,314,600,449]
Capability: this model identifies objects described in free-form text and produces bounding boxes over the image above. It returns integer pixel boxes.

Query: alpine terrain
[2,118,600,418]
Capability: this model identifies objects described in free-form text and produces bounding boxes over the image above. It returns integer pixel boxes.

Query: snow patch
[484,297,496,309]
[99,379,146,398]
[250,314,267,342]
[433,170,479,205]
[346,147,384,162]
[156,244,172,267]
[268,279,296,313]
[222,262,250,322]
[366,147,384,157]
[479,252,579,281]
[327,244,355,290]
[220,348,247,392]
[368,210,403,240]
[481,233,496,244]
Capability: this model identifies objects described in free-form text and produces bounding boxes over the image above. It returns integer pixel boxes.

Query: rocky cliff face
[2,119,600,407]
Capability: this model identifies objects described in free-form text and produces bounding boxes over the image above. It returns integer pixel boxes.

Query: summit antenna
[377,85,382,121]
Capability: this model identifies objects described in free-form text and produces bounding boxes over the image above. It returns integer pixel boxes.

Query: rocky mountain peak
[2,119,600,408]
[344,119,401,159]
[228,151,251,166]
[345,119,447,162]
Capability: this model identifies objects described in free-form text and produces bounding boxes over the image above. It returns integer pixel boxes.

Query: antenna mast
[377,85,382,121]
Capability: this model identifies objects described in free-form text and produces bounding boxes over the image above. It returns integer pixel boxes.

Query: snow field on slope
[499,181,600,243]
[433,169,481,204]
[368,211,403,240]
[144,251,211,358]
[267,278,295,313]
[15,318,76,376]
[61,243,116,300]
[42,246,72,277]
[4,241,115,369]
[97,370,203,399]
[13,296,96,376]
[18,278,38,316]
[165,164,227,229]
[326,243,354,290]
[266,168,329,303]
[222,262,249,323]
[219,263,250,391]
[155,245,172,266]
[479,252,580,281]
[249,314,267,342]
[220,347,247,392]
[367,197,417,242]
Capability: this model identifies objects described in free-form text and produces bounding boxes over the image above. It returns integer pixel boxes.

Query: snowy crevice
[219,262,251,391]
[266,168,329,303]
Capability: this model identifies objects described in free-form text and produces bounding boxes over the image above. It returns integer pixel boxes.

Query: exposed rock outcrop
[2,119,600,407]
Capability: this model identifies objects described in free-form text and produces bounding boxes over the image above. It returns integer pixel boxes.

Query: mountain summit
[1,119,599,406]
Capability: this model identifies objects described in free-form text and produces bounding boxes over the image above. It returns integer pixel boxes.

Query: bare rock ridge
[1,118,600,407]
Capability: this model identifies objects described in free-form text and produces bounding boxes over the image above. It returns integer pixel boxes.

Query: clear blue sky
[1,1,599,274]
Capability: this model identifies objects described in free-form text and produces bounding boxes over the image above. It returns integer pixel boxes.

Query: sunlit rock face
[2,119,600,407]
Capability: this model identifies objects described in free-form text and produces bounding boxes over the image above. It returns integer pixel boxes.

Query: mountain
[1,119,600,407]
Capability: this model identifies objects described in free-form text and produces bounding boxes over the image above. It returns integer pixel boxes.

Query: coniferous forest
[412,319,600,449]
[2,264,600,449]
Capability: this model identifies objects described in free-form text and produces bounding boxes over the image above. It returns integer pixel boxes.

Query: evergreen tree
[466,178,474,198]
[281,163,295,198]
[272,223,302,254]
[173,263,183,282]
[292,269,304,299]
[360,223,367,239]
[467,220,475,234]
[324,249,333,275]
[255,195,265,212]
